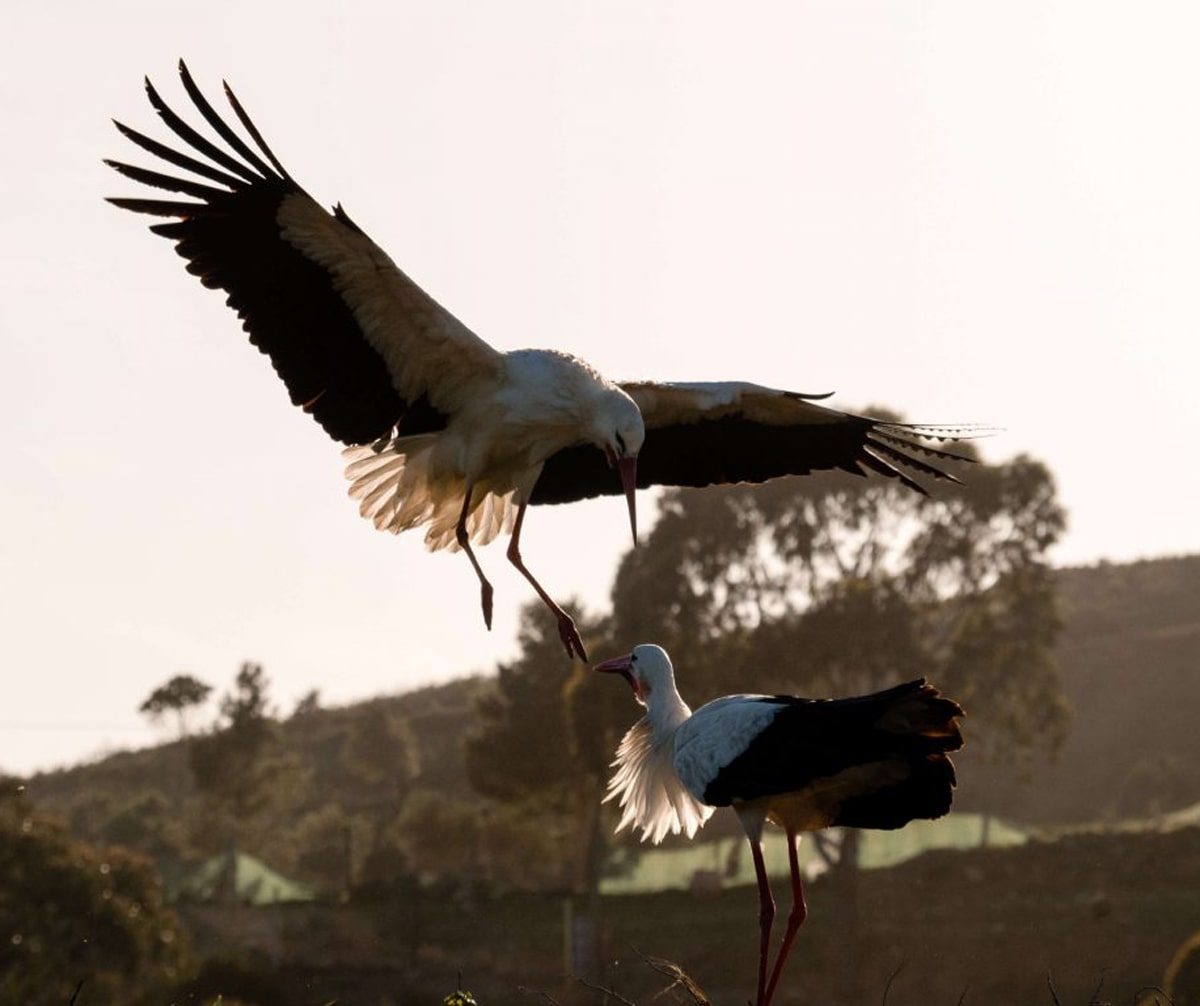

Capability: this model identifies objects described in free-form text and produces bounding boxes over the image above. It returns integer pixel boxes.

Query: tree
[0,794,192,1004]
[607,444,1069,770]
[138,674,212,739]
[466,602,623,895]
[290,688,321,719]
[338,704,420,876]
[188,663,281,828]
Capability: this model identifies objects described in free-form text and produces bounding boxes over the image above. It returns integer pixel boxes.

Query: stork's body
[597,645,964,1006]
[109,62,984,661]
[343,349,641,658]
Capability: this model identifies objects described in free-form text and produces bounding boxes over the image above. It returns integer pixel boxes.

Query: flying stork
[595,643,964,1006]
[107,62,982,662]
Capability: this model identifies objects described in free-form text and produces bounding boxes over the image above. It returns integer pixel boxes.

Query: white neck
[642,678,692,739]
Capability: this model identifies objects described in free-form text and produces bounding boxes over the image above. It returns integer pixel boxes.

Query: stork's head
[594,643,674,708]
[590,389,644,545]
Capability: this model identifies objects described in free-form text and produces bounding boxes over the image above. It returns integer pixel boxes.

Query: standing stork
[108,62,984,662]
[595,644,964,1006]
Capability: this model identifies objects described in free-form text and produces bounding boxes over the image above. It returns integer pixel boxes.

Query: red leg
[749,836,776,1006]
[763,828,807,1005]
[506,501,588,662]
[456,486,494,630]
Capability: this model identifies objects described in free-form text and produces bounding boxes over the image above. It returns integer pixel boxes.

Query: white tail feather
[342,441,515,552]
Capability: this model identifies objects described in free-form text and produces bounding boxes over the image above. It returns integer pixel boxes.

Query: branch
[630,945,711,1005]
[955,987,969,1006]
[882,960,905,1006]
[1047,972,1064,1006]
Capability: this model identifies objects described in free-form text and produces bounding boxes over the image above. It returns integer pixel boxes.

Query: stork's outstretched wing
[107,60,503,445]
[530,381,985,504]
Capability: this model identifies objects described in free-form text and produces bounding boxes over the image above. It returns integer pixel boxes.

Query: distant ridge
[25,555,1200,832]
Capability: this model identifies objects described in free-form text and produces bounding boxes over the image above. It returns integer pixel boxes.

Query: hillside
[22,553,1200,881]
[964,554,1200,824]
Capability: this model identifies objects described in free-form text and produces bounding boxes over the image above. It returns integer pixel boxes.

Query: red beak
[594,652,638,695]
[617,456,638,545]
[594,653,633,675]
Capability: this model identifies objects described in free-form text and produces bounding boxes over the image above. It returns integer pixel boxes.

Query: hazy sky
[3,1,1196,776]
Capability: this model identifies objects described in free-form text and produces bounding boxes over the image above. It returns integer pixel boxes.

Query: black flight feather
[108,65,449,445]
[176,60,282,183]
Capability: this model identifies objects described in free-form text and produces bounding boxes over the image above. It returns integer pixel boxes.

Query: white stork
[108,62,983,662]
[595,644,964,1006]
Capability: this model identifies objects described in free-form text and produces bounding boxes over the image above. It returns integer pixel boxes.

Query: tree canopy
[0,790,191,1004]
[138,674,212,739]
[607,447,1068,764]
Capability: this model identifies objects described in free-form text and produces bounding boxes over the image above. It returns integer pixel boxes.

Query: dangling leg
[456,485,494,630]
[736,806,775,1006]
[763,827,807,1005]
[506,500,587,661]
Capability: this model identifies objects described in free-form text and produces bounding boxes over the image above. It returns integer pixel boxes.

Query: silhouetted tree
[290,688,321,719]
[609,444,1068,769]
[139,674,212,739]
[189,663,281,828]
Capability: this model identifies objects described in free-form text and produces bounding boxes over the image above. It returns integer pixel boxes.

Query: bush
[0,801,192,1005]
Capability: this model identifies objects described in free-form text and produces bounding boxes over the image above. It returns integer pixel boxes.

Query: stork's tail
[835,680,965,830]
[341,440,515,550]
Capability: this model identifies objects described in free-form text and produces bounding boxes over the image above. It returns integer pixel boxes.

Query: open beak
[617,456,638,545]
[594,652,638,695]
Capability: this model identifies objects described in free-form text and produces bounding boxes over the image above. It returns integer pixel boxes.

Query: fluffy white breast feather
[604,716,713,844]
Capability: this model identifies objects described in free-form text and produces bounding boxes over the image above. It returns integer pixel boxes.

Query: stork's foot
[557,614,588,663]
[479,581,494,631]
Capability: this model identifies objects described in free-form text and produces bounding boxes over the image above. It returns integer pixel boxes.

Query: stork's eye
[615,433,626,454]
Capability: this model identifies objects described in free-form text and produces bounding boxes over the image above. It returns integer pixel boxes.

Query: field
[173,825,1200,1005]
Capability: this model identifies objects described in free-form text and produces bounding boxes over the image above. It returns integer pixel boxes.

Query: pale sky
[2,1,1197,776]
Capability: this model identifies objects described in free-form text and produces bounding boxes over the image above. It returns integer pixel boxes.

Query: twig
[882,960,905,1006]
[1132,988,1174,1006]
[570,973,638,1006]
[630,944,711,1005]
[1090,969,1109,1006]
[1047,972,1064,1006]
[955,987,969,1006]
[68,980,85,1006]
[518,987,562,1006]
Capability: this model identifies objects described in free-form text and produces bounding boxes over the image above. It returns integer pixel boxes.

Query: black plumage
[702,679,964,829]
[107,61,445,445]
[531,393,976,505]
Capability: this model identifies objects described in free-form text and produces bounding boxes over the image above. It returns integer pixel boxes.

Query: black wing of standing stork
[595,644,965,1006]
